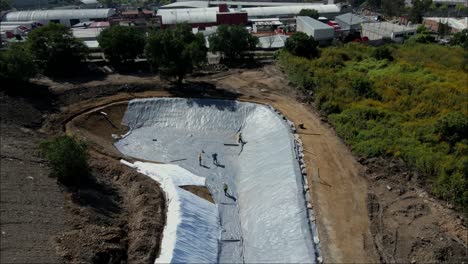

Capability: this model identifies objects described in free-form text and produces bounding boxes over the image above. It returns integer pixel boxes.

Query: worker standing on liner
[198,152,203,166]
[223,183,228,195]
[237,132,244,145]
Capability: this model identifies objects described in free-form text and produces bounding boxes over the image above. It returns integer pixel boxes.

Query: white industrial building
[334,13,369,32]
[2,9,116,27]
[361,22,417,43]
[296,16,335,45]
[157,3,345,24]
[239,5,342,19]
[161,1,336,9]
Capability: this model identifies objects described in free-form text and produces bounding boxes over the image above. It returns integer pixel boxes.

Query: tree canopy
[409,25,436,43]
[208,25,258,63]
[26,23,87,77]
[98,25,146,69]
[298,9,319,19]
[145,24,207,84]
[284,32,319,59]
[451,29,468,49]
[0,44,37,84]
[408,0,432,23]
[0,0,11,11]
[381,0,405,17]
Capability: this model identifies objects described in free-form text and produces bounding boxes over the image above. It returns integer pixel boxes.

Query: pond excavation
[115,97,321,263]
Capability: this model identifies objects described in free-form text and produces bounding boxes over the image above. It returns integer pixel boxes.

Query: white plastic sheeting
[130,162,206,187]
[115,98,319,263]
[121,160,219,264]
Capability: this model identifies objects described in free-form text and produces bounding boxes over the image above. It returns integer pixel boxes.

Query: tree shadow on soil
[2,82,57,111]
[69,175,122,218]
[167,81,242,112]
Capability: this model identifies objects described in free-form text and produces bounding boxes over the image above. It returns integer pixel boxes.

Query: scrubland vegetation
[279,43,467,210]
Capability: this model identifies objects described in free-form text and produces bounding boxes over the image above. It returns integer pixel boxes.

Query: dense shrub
[279,43,468,211]
[0,44,36,83]
[40,136,90,186]
[284,32,319,59]
[372,46,393,61]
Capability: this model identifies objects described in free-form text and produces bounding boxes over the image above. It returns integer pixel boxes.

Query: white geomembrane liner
[131,162,206,186]
[115,98,318,263]
[120,160,220,264]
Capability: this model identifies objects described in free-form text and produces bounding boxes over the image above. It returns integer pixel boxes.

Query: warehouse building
[361,22,417,43]
[2,9,116,27]
[157,5,248,29]
[334,13,369,32]
[296,16,335,45]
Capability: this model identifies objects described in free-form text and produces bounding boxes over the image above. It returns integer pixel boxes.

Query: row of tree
[0,23,258,84]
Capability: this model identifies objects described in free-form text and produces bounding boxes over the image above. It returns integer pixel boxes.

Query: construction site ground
[1,64,466,263]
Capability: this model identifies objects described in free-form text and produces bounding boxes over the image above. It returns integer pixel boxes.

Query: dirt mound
[56,154,166,263]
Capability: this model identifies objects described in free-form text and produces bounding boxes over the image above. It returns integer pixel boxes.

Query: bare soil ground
[1,85,166,263]
[1,90,66,263]
[2,64,466,263]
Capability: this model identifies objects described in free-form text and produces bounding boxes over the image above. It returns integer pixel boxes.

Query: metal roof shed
[335,13,368,31]
[239,4,341,19]
[3,9,116,27]
[296,16,334,42]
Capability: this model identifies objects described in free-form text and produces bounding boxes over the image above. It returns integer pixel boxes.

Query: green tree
[40,136,90,186]
[284,32,319,59]
[0,44,37,84]
[366,0,381,9]
[0,0,11,11]
[455,3,465,17]
[409,25,436,43]
[26,23,87,77]
[298,9,319,19]
[208,25,258,63]
[408,0,432,23]
[451,29,468,49]
[145,24,207,84]
[381,0,405,17]
[439,3,448,16]
[98,25,145,69]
